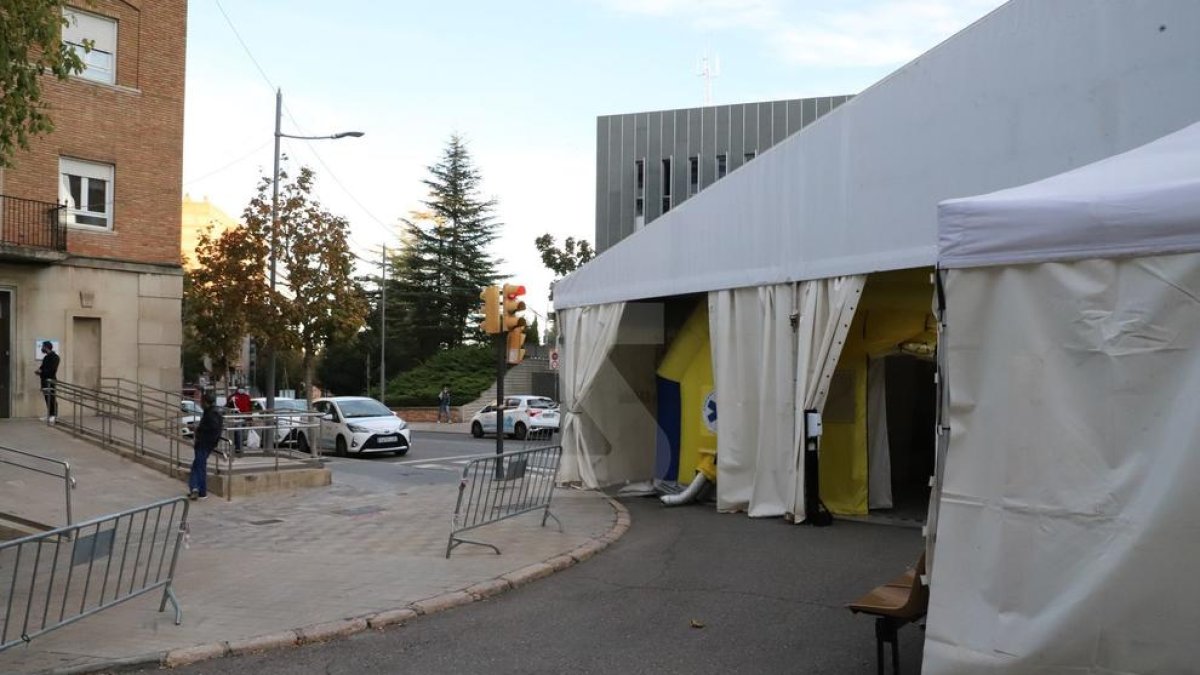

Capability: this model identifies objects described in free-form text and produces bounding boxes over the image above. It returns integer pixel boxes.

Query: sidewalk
[0,420,621,675]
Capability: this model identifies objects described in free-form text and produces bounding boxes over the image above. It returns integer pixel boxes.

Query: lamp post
[265,88,363,418]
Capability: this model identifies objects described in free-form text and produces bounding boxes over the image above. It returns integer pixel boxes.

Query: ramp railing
[52,379,187,476]
[447,444,563,558]
[0,496,189,652]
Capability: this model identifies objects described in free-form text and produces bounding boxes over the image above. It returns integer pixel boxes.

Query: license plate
[376,435,397,443]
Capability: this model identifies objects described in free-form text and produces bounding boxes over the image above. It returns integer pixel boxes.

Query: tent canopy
[940,120,1200,269]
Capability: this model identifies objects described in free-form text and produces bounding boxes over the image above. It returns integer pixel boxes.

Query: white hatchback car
[470,395,560,439]
[311,396,411,457]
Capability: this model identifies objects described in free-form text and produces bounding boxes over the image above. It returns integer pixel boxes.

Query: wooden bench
[847,553,928,675]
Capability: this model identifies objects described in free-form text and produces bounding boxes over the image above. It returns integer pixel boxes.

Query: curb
[70,495,631,675]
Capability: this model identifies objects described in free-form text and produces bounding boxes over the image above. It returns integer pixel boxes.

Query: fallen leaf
[690,619,705,629]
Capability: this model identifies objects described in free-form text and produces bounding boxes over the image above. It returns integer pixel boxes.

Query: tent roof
[939,120,1200,269]
[552,0,1200,310]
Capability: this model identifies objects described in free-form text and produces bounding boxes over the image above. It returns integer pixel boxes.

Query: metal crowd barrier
[0,446,76,528]
[447,444,563,558]
[211,410,323,501]
[0,496,189,652]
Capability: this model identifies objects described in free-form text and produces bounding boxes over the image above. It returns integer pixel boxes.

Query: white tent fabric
[558,302,626,486]
[708,276,863,519]
[866,357,893,510]
[925,256,1200,672]
[789,276,865,520]
[928,120,1200,672]
[940,120,1200,269]
[709,284,798,517]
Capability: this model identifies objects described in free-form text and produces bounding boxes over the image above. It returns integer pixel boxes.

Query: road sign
[549,349,559,370]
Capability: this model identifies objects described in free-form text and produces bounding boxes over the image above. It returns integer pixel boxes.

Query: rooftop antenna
[697,53,720,105]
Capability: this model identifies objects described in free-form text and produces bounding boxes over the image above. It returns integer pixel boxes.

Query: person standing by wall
[438,384,451,423]
[36,341,60,423]
[189,392,224,500]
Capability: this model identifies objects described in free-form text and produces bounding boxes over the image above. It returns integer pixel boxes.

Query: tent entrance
[867,353,936,524]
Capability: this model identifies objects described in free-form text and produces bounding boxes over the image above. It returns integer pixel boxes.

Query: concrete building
[595,96,852,252]
[181,195,240,270]
[0,1,187,417]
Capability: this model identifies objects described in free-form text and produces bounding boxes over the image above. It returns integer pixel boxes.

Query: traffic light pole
[495,329,506,479]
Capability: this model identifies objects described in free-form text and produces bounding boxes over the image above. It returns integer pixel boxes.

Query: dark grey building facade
[595,95,853,252]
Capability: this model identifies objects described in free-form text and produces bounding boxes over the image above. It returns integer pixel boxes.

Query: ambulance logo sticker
[703,391,718,433]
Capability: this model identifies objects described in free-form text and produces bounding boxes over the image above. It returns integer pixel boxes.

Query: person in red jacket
[230,387,252,453]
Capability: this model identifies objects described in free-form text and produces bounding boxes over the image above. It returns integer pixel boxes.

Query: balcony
[0,195,68,263]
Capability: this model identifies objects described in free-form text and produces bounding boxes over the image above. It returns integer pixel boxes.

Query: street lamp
[266,88,363,418]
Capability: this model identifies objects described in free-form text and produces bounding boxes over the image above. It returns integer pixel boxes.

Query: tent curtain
[709,284,799,517]
[708,275,865,519]
[558,302,626,486]
[925,256,1200,672]
[789,275,867,520]
[867,357,893,509]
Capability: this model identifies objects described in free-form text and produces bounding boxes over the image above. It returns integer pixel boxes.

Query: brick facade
[1,0,187,266]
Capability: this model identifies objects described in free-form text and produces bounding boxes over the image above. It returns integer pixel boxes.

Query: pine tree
[394,136,501,360]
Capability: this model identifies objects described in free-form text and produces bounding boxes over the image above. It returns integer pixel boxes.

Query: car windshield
[338,399,392,418]
[528,399,555,409]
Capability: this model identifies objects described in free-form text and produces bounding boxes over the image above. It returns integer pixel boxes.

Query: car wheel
[471,422,484,438]
[296,432,310,454]
[514,422,527,440]
[336,435,348,458]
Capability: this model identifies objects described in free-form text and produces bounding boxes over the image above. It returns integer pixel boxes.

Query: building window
[716,154,728,179]
[688,156,699,196]
[60,157,114,229]
[635,159,645,195]
[63,8,117,85]
[661,158,672,213]
[744,151,757,164]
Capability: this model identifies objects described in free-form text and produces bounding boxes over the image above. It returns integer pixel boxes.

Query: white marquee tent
[926,120,1200,672]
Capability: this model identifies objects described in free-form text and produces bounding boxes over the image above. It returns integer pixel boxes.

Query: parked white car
[470,395,559,439]
[310,396,410,457]
[180,399,202,437]
[250,397,313,450]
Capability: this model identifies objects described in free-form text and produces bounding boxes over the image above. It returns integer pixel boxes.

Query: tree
[185,224,270,393]
[241,167,369,403]
[524,316,541,347]
[0,1,87,167]
[534,235,595,277]
[393,136,502,361]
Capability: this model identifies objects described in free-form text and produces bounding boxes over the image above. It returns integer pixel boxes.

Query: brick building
[0,1,187,417]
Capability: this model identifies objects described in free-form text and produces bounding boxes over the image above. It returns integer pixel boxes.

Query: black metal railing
[0,195,67,251]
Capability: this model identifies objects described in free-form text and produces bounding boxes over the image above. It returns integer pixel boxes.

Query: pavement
[0,419,620,675]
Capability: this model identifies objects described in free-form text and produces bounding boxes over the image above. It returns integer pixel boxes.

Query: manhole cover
[334,506,384,517]
[249,518,284,526]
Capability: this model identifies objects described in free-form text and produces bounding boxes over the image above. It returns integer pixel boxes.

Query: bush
[385,345,500,407]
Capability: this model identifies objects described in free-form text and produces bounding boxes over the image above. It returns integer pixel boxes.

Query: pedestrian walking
[189,392,224,500]
[35,340,60,423]
[438,384,451,423]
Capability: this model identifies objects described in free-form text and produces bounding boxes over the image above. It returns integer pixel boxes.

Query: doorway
[869,353,937,523]
[72,317,101,389]
[0,291,10,417]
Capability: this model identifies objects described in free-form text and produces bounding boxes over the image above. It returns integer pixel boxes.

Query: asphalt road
[325,430,551,487]
[145,492,925,675]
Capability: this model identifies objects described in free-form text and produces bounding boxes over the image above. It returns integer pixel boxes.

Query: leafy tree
[0,1,87,167]
[241,167,369,403]
[524,316,541,347]
[393,136,502,360]
[185,224,270,394]
[534,235,595,277]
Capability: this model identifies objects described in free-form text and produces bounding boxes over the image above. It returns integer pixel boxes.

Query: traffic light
[479,286,500,334]
[506,327,526,365]
[501,283,527,333]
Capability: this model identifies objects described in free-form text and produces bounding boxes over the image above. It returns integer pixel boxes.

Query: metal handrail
[0,445,76,527]
[52,380,186,476]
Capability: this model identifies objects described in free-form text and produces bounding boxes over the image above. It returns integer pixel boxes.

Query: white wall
[555,0,1200,309]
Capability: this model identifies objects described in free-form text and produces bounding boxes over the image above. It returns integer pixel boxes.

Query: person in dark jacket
[35,340,60,423]
[189,392,224,500]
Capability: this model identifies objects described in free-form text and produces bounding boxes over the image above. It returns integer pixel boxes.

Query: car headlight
[396,420,407,431]
[347,424,370,433]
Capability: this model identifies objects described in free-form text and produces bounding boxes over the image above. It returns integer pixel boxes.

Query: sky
[182,0,1006,326]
